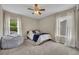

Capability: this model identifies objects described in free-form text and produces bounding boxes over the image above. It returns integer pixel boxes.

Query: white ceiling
[2,4,75,19]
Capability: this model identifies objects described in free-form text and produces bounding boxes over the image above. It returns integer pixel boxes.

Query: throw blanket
[33,34,40,42]
[33,33,49,42]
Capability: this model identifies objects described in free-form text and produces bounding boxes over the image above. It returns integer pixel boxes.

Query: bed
[27,30,52,45]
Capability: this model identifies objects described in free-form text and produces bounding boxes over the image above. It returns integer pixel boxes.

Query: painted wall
[39,15,56,40]
[21,16,39,38]
[75,5,79,48]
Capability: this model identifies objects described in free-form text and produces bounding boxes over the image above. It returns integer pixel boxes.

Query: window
[10,19,17,34]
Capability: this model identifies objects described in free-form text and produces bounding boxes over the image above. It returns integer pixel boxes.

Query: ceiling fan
[27,4,45,15]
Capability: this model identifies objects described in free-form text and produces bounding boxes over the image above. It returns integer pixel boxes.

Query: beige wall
[39,15,56,39]
[21,16,39,37]
[76,5,79,48]
[0,5,3,36]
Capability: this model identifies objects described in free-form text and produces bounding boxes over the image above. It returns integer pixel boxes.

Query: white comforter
[27,31,52,44]
[37,34,52,44]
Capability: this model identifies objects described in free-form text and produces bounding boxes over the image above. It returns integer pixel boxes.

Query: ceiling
[2,4,75,19]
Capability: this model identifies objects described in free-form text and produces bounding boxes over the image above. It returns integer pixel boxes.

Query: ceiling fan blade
[32,13,34,14]
[38,12,41,15]
[28,8,33,10]
[40,9,45,11]
[27,4,45,15]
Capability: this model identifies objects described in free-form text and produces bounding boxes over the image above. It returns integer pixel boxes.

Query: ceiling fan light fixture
[28,4,45,16]
[34,11,40,15]
[34,11,38,14]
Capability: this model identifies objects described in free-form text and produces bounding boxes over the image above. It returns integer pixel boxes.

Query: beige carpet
[0,40,79,55]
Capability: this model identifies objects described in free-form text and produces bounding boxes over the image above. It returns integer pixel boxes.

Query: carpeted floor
[0,39,79,55]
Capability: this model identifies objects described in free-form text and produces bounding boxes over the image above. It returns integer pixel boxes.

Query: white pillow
[27,31,34,40]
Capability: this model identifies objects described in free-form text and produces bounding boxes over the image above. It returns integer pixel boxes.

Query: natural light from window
[10,19,17,34]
